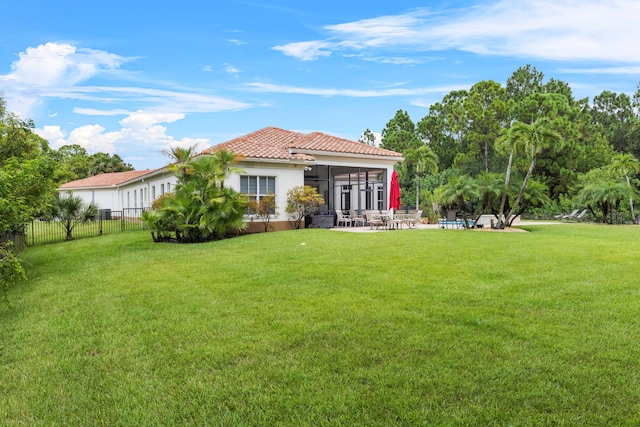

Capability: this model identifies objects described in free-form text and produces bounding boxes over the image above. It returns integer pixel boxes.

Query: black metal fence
[25,208,147,246]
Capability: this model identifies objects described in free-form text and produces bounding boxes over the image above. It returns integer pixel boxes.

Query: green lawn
[2,225,639,426]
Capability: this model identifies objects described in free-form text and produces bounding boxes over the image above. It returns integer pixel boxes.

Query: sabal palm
[610,153,639,223]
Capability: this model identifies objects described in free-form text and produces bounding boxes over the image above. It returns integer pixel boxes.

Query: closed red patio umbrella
[389,170,401,214]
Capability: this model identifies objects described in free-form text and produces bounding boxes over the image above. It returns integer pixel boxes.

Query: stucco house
[59,127,403,230]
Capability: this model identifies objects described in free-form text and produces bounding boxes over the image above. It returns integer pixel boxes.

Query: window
[167,182,171,192]
[152,186,156,201]
[127,191,130,208]
[134,190,137,208]
[241,176,276,212]
[161,184,165,195]
[377,185,384,210]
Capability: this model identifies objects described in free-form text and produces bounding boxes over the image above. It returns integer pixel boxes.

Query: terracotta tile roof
[201,127,402,160]
[60,170,154,189]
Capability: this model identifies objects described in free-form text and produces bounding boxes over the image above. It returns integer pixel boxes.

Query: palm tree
[52,192,98,240]
[438,175,480,228]
[576,180,635,224]
[475,171,503,217]
[210,149,244,189]
[609,153,639,223]
[504,118,562,226]
[403,145,438,209]
[495,126,525,227]
[161,145,199,181]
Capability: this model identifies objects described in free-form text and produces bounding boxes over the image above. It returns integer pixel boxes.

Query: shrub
[285,186,324,229]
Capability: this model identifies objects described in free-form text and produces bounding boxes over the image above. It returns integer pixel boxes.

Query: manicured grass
[2,225,639,425]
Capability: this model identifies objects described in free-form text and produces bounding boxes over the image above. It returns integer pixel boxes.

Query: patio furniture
[402,210,422,228]
[440,210,460,229]
[574,209,588,222]
[562,209,580,220]
[336,210,352,227]
[368,213,387,230]
[349,210,365,227]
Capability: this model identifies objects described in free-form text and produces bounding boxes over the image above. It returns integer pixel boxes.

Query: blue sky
[1,0,639,170]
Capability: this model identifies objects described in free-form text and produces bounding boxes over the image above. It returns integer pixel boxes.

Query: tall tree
[358,128,377,146]
[380,110,422,153]
[504,119,562,226]
[460,80,509,174]
[87,152,133,176]
[0,96,57,234]
[417,90,468,171]
[590,91,637,153]
[402,145,438,209]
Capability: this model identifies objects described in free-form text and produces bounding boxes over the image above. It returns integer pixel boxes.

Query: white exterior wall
[119,172,178,210]
[58,188,119,211]
[232,161,304,222]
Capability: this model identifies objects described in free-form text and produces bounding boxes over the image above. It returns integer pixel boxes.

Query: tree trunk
[497,151,513,229]
[626,175,636,224]
[506,154,537,225]
[415,176,420,210]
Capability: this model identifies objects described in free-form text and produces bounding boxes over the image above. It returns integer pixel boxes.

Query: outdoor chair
[442,210,458,229]
[562,209,580,220]
[335,210,352,227]
[349,210,365,227]
[574,209,588,222]
[404,210,422,228]
[368,213,387,230]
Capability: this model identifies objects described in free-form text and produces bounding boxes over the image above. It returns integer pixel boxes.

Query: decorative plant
[285,185,325,229]
[246,194,277,232]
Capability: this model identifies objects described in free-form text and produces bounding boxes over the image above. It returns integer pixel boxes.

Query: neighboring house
[58,126,403,230]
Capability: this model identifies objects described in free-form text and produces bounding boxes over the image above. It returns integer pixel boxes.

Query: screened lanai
[303,164,389,213]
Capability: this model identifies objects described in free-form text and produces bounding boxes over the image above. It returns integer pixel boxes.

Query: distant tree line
[373,65,640,225]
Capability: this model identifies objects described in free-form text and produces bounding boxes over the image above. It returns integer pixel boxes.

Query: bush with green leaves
[142,150,247,243]
[285,185,325,229]
[246,194,277,232]
[0,241,26,306]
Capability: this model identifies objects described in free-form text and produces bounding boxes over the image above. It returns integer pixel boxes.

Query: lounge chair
[562,209,580,220]
[574,209,588,222]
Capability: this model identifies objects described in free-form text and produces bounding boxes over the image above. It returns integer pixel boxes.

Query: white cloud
[73,108,131,116]
[272,40,332,61]
[245,82,466,97]
[0,42,127,87]
[36,111,210,157]
[225,64,241,74]
[202,65,213,72]
[0,42,252,119]
[119,111,184,131]
[273,0,640,64]
[228,39,246,45]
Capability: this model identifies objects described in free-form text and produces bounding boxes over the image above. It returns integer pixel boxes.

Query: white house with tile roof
[58,127,403,230]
